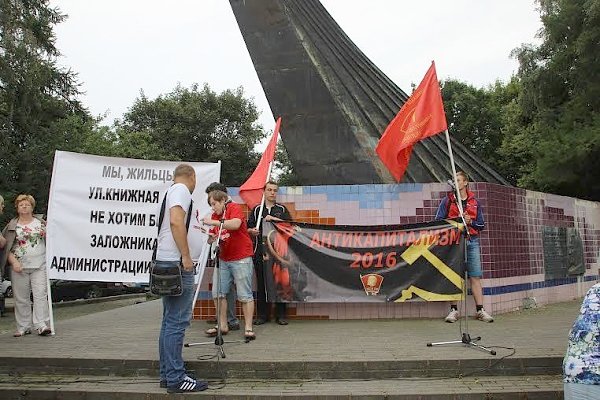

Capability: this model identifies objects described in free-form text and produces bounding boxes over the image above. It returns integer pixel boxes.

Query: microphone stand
[185,215,246,358]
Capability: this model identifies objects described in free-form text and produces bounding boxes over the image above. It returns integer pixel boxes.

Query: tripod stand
[185,217,246,358]
[426,232,496,355]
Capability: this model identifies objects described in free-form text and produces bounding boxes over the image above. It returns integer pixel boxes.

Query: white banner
[46,151,220,283]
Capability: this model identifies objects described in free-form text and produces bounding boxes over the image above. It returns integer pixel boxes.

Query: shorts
[212,257,254,302]
[465,236,483,278]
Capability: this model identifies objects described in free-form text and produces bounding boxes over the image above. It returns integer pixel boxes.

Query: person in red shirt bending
[203,190,256,340]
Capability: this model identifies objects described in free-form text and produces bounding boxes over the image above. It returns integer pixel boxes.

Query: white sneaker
[167,377,208,393]
[476,309,494,322]
[444,309,459,323]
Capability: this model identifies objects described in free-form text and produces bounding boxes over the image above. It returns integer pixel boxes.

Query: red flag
[239,117,281,208]
[375,62,447,181]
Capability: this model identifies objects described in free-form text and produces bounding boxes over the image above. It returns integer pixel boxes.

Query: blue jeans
[157,260,195,386]
[466,237,483,278]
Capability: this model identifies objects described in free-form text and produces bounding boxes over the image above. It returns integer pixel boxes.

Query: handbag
[149,261,183,297]
[149,193,193,296]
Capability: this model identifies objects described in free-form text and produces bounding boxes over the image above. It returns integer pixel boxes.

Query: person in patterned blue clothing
[563,282,600,399]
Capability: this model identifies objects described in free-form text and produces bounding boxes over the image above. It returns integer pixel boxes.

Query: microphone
[446,179,456,190]
[221,200,231,223]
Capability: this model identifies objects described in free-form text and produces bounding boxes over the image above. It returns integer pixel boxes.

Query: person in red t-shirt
[203,190,256,340]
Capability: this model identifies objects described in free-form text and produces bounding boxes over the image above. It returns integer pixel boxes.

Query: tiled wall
[193,183,600,320]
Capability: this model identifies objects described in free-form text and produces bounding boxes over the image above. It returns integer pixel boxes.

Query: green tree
[508,0,600,199]
[101,126,170,160]
[0,0,94,214]
[441,79,509,174]
[118,84,265,185]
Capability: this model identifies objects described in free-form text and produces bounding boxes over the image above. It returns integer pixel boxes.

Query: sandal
[37,327,52,336]
[13,329,31,337]
[205,326,228,337]
[244,329,256,341]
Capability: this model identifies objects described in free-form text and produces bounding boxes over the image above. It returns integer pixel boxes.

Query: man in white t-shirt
[156,164,208,393]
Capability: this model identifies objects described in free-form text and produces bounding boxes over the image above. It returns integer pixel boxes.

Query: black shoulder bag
[149,194,193,296]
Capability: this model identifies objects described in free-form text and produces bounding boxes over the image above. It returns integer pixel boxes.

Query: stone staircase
[0,355,563,399]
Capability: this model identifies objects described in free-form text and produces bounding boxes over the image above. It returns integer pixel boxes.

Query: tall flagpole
[254,159,275,232]
[444,129,467,222]
[253,118,279,231]
[426,70,495,355]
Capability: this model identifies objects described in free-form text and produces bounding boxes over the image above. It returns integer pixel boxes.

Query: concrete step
[1,355,562,380]
[0,373,563,399]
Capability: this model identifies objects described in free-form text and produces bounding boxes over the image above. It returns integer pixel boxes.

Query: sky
[50,0,542,148]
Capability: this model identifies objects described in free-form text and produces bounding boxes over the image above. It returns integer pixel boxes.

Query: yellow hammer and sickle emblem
[394,221,465,302]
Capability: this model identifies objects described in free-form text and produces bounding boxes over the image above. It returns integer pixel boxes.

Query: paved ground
[0,297,578,362]
[0,294,147,336]
[0,298,578,399]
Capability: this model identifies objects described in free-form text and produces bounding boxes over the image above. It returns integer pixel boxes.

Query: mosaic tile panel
[194,183,600,320]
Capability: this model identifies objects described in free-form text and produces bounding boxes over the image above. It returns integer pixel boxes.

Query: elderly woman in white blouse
[0,194,51,336]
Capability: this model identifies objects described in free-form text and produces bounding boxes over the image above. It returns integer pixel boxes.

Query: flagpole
[444,129,467,220]
[254,159,275,230]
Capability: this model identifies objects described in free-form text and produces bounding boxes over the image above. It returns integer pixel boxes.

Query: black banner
[262,219,466,302]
